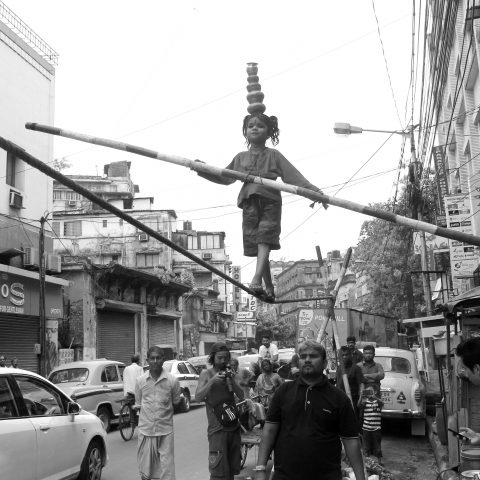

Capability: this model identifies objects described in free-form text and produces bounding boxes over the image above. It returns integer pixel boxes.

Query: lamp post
[334,122,434,316]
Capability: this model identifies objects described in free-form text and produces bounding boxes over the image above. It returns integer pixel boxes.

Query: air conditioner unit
[202,253,212,260]
[9,190,23,209]
[47,254,62,273]
[138,233,149,242]
[67,200,77,208]
[24,247,40,268]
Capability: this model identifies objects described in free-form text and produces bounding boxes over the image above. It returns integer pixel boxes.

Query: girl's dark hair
[242,113,280,146]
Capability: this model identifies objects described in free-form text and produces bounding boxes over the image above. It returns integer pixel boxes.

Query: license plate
[381,392,391,404]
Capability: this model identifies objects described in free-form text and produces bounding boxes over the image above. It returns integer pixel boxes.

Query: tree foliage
[352,182,433,319]
[255,309,296,347]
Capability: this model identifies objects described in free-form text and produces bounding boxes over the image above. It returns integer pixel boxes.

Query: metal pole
[23,124,480,248]
[410,127,433,314]
[39,216,46,377]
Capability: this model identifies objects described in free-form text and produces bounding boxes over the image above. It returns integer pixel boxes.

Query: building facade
[0,3,68,373]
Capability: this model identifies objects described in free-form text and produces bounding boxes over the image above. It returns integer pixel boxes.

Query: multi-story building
[275,251,355,325]
[0,3,68,372]
[171,220,232,307]
[426,2,480,296]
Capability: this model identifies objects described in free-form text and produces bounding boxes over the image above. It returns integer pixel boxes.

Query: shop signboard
[0,271,63,318]
[232,266,241,306]
[236,311,254,320]
[203,299,224,311]
[444,194,480,294]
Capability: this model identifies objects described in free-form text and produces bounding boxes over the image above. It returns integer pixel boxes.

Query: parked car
[278,348,296,364]
[0,367,107,480]
[162,360,201,412]
[187,355,210,374]
[48,359,125,432]
[371,347,426,436]
[237,353,260,372]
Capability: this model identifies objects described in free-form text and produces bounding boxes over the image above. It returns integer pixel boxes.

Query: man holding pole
[253,340,365,480]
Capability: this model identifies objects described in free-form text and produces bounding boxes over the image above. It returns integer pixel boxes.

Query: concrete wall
[0,24,55,232]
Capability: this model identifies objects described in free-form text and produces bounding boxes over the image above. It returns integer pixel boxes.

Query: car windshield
[375,356,411,374]
[49,368,89,383]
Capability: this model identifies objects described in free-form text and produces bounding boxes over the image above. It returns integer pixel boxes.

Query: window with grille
[51,221,61,237]
[136,253,159,267]
[103,220,107,228]
[64,221,82,236]
[6,153,16,187]
[199,234,220,249]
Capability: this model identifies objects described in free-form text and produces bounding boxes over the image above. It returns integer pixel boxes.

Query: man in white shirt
[123,354,144,398]
[258,336,279,362]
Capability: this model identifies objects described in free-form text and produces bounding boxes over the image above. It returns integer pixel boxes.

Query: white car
[162,360,200,412]
[48,359,125,432]
[372,347,426,436]
[0,367,107,480]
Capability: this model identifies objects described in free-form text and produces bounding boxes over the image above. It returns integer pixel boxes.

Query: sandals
[264,288,275,302]
[249,284,275,303]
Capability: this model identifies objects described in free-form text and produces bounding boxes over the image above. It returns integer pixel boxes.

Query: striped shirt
[362,399,382,431]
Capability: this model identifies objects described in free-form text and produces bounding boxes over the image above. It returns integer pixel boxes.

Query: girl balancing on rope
[197,63,326,302]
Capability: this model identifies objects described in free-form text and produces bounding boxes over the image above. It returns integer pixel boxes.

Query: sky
[5,0,418,281]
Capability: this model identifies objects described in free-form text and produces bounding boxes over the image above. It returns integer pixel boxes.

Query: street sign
[236,311,254,320]
[203,299,224,311]
[249,295,257,311]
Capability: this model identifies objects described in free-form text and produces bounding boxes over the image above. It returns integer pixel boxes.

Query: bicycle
[118,396,139,441]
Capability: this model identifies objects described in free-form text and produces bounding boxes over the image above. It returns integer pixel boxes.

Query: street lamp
[333,122,407,136]
[334,121,433,316]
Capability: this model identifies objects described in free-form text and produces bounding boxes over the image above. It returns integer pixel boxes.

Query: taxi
[372,347,426,436]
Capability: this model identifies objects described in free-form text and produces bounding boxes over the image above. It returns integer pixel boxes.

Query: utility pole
[410,127,433,316]
[39,216,47,376]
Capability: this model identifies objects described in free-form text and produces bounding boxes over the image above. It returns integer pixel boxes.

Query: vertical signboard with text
[445,194,480,295]
[232,266,241,311]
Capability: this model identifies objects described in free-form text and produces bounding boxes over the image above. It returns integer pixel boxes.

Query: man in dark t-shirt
[253,340,365,480]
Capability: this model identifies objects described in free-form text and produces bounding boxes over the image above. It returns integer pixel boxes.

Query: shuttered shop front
[0,315,39,372]
[97,311,135,365]
[148,316,176,352]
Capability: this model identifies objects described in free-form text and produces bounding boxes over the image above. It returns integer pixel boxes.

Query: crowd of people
[0,354,19,368]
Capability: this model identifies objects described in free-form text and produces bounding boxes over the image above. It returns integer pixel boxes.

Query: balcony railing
[0,1,58,66]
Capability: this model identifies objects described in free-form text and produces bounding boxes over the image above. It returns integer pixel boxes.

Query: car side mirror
[67,401,81,421]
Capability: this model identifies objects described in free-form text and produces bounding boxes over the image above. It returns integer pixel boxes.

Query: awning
[445,286,480,313]
[401,314,444,324]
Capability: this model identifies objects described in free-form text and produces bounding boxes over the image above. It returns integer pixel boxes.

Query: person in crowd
[124,354,144,398]
[249,361,261,390]
[253,340,365,480]
[230,358,239,374]
[360,386,384,464]
[357,345,384,396]
[456,338,480,444]
[0,355,7,368]
[195,342,245,480]
[258,335,279,362]
[135,346,183,480]
[336,346,365,419]
[288,353,300,380]
[9,357,18,368]
[255,358,283,406]
[347,336,364,364]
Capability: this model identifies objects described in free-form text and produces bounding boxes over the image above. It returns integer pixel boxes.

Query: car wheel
[79,440,103,480]
[97,407,111,433]
[181,392,191,413]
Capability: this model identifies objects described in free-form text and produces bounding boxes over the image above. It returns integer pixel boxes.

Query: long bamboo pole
[25,122,480,247]
[0,135,261,300]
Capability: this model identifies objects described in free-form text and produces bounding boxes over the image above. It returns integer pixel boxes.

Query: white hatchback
[0,367,108,480]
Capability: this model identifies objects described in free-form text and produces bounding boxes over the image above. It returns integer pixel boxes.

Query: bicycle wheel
[119,404,135,441]
[240,443,249,469]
